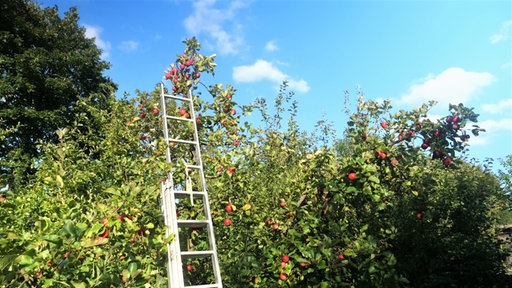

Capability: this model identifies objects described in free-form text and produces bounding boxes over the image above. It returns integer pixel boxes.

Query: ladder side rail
[186,89,224,287]
[167,174,185,287]
[160,83,185,287]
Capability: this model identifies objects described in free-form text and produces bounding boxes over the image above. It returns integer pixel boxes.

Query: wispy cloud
[482,98,512,114]
[183,0,249,55]
[477,118,512,133]
[119,40,139,53]
[84,24,111,59]
[490,20,512,44]
[233,59,310,93]
[264,41,278,52]
[398,67,495,108]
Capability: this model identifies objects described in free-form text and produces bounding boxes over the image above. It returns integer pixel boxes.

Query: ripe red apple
[279,273,287,281]
[348,173,356,181]
[179,108,186,115]
[223,218,232,226]
[432,150,444,159]
[281,261,287,269]
[172,86,178,92]
[299,261,308,267]
[186,264,193,272]
[185,59,194,66]
[140,134,147,140]
[378,150,387,159]
[233,140,240,146]
[446,116,453,123]
[361,134,367,141]
[118,215,125,222]
[338,254,345,259]
[227,167,235,174]
[380,121,388,129]
[226,94,232,100]
[139,112,146,118]
[391,159,398,166]
[442,157,452,166]
[101,217,108,226]
[179,64,185,70]
[153,108,159,115]
[272,223,279,230]
[231,109,236,115]
[225,204,233,213]
[100,229,109,238]
[452,115,460,123]
[416,212,422,219]
[282,255,290,263]
[195,72,200,78]
[279,201,286,207]
[217,166,223,172]
[421,143,429,149]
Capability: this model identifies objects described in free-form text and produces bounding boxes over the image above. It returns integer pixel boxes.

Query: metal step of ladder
[159,83,223,288]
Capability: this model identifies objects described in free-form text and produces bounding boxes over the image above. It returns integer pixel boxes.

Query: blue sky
[41,0,511,167]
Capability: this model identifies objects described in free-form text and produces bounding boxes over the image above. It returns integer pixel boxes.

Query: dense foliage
[0,4,510,287]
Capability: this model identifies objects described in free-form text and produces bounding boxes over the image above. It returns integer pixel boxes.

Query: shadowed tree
[0,0,117,188]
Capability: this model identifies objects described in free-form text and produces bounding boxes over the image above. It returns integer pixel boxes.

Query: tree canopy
[0,0,116,188]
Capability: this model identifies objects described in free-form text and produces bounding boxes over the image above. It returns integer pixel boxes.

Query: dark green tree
[0,0,116,189]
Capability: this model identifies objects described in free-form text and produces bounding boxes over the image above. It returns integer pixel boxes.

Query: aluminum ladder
[159,83,223,288]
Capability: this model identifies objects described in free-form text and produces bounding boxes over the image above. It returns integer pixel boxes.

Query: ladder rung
[174,191,207,198]
[177,220,209,228]
[185,164,202,170]
[167,139,198,145]
[181,250,215,259]
[185,284,221,288]
[165,115,195,122]
[163,93,192,102]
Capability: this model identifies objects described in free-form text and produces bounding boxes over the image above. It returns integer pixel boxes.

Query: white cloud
[398,67,495,108]
[482,98,512,114]
[501,61,512,69]
[84,24,111,58]
[264,41,278,52]
[119,40,139,53]
[478,118,512,133]
[233,59,310,93]
[490,20,512,44]
[183,0,248,55]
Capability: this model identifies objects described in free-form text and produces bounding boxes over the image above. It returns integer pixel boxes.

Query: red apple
[348,173,356,181]
[227,167,235,174]
[380,121,388,129]
[279,273,287,281]
[139,112,146,118]
[223,218,232,226]
[153,108,159,115]
[179,108,186,116]
[186,264,193,272]
[225,204,233,213]
[416,212,422,219]
[233,140,240,146]
[391,159,398,166]
[231,109,236,115]
[378,150,387,159]
[279,201,286,207]
[442,157,452,166]
[282,255,290,263]
[338,254,345,259]
[421,143,429,149]
[140,134,147,140]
